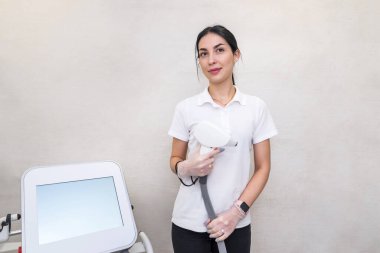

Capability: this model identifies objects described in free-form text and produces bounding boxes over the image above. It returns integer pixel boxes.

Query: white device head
[21,161,137,253]
[193,121,238,148]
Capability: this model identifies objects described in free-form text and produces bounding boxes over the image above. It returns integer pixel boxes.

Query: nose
[208,53,216,65]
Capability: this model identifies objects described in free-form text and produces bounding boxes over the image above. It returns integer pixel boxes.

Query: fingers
[208,226,231,241]
[190,146,223,177]
[204,218,211,226]
[199,166,212,176]
[199,168,207,177]
[215,230,229,242]
[206,214,234,241]
[207,226,230,241]
[197,157,215,176]
[206,219,219,234]
[204,147,222,159]
[199,157,214,169]
[209,228,225,239]
[198,147,221,166]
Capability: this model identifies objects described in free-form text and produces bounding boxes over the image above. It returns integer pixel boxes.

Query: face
[197,33,240,85]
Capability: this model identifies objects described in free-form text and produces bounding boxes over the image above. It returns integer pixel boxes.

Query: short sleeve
[168,102,190,142]
[252,100,278,144]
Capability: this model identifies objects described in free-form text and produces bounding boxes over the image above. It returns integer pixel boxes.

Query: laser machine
[0,161,153,253]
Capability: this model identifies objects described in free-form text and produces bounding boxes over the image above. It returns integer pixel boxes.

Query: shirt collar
[197,86,247,107]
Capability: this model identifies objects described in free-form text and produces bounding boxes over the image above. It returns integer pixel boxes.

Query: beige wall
[1,0,379,252]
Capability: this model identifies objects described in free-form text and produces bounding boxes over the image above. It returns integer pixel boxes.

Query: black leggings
[172,223,251,253]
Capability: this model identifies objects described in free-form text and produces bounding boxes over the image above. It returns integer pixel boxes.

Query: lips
[208,68,222,75]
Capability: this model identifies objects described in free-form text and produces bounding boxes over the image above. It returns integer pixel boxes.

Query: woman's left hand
[206,203,246,242]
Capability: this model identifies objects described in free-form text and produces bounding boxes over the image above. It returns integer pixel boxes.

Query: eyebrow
[199,43,225,51]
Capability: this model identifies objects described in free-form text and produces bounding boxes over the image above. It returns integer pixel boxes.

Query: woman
[168,25,278,253]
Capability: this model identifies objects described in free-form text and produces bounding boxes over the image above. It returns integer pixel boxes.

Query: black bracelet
[174,161,181,175]
[175,161,198,186]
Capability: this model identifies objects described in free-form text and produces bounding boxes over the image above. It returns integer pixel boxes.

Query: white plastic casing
[193,121,238,155]
[21,161,137,253]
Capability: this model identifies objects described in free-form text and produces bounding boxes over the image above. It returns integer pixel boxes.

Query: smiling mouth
[208,68,222,75]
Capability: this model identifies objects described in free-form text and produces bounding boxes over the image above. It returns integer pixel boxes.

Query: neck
[208,78,235,99]
[208,81,236,107]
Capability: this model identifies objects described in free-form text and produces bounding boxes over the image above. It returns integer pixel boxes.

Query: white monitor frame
[21,161,137,253]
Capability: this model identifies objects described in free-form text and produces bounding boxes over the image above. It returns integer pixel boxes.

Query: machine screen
[36,177,124,245]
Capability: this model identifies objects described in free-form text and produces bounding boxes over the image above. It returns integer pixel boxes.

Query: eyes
[198,47,225,59]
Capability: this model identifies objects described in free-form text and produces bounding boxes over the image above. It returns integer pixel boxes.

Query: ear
[233,49,241,63]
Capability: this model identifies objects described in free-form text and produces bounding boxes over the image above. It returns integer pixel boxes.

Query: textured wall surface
[1,0,379,252]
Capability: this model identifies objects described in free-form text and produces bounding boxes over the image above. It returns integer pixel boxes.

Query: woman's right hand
[177,145,221,177]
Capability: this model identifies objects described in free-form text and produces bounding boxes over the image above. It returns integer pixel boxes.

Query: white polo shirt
[168,87,278,232]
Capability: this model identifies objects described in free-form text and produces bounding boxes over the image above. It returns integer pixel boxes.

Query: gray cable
[199,176,227,253]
